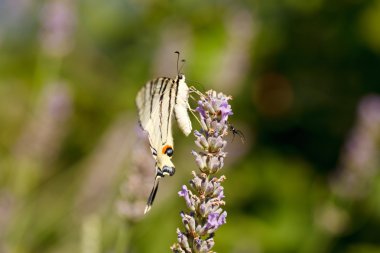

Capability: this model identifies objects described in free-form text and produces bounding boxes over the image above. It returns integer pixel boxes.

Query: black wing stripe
[150,78,160,116]
[159,78,170,141]
[166,81,177,141]
[173,77,181,121]
[174,76,180,105]
[158,77,167,95]
[159,79,170,103]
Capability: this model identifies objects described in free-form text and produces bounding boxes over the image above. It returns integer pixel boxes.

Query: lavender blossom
[171,90,232,253]
[316,95,380,236]
[13,82,72,165]
[331,94,380,200]
[39,0,76,58]
[117,126,155,221]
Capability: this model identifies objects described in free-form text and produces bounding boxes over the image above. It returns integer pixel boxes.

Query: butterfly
[135,56,193,213]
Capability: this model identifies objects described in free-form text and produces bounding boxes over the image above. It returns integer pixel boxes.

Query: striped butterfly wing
[136,77,177,152]
[136,75,192,153]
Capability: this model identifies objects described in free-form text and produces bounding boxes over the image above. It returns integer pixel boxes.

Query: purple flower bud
[199,202,208,217]
[208,137,217,151]
[207,156,223,174]
[220,108,233,123]
[196,224,203,235]
[196,101,207,120]
[218,175,227,182]
[178,185,194,210]
[218,211,227,225]
[214,186,225,200]
[205,212,219,232]
[204,100,216,114]
[194,130,202,137]
[205,181,215,196]
[176,229,190,251]
[210,121,225,136]
[193,237,203,252]
[200,118,209,132]
[190,194,200,211]
[199,240,211,253]
[190,174,202,191]
[195,134,209,150]
[209,136,226,153]
[192,151,207,171]
[200,176,208,194]
[178,185,188,198]
[215,157,225,173]
[207,201,219,213]
[181,213,197,233]
[189,215,196,232]
[170,245,185,253]
[205,238,215,251]
[204,211,227,233]
[205,117,212,129]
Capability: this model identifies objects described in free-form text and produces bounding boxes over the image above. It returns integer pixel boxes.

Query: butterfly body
[136,74,192,213]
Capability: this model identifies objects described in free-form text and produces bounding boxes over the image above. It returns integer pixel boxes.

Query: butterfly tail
[144,175,161,214]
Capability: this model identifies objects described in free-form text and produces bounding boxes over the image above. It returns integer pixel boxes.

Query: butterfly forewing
[137,77,175,148]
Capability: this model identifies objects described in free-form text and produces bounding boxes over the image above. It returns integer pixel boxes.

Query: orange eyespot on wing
[162,145,174,157]
[162,144,172,154]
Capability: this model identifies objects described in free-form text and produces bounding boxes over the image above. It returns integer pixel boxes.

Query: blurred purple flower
[13,82,72,165]
[331,94,380,200]
[117,124,155,221]
[39,0,76,57]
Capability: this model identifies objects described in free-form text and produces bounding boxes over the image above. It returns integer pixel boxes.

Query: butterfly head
[176,73,185,83]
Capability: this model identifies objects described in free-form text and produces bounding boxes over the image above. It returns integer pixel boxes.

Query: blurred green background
[1,0,380,252]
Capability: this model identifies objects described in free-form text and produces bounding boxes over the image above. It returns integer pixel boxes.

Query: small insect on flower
[228,124,246,144]
[135,52,194,214]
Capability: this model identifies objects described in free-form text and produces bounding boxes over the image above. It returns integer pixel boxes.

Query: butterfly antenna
[144,174,161,214]
[175,51,180,75]
[179,59,186,74]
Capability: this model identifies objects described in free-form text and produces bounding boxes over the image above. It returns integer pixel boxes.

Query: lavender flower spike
[171,90,232,253]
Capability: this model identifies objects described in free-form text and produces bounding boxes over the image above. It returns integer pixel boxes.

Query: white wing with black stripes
[135,74,192,213]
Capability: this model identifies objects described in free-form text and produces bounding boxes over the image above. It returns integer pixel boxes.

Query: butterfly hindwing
[174,76,192,136]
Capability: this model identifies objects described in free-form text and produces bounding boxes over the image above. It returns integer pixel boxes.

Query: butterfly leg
[189,94,197,102]
[189,86,203,97]
[187,102,202,127]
